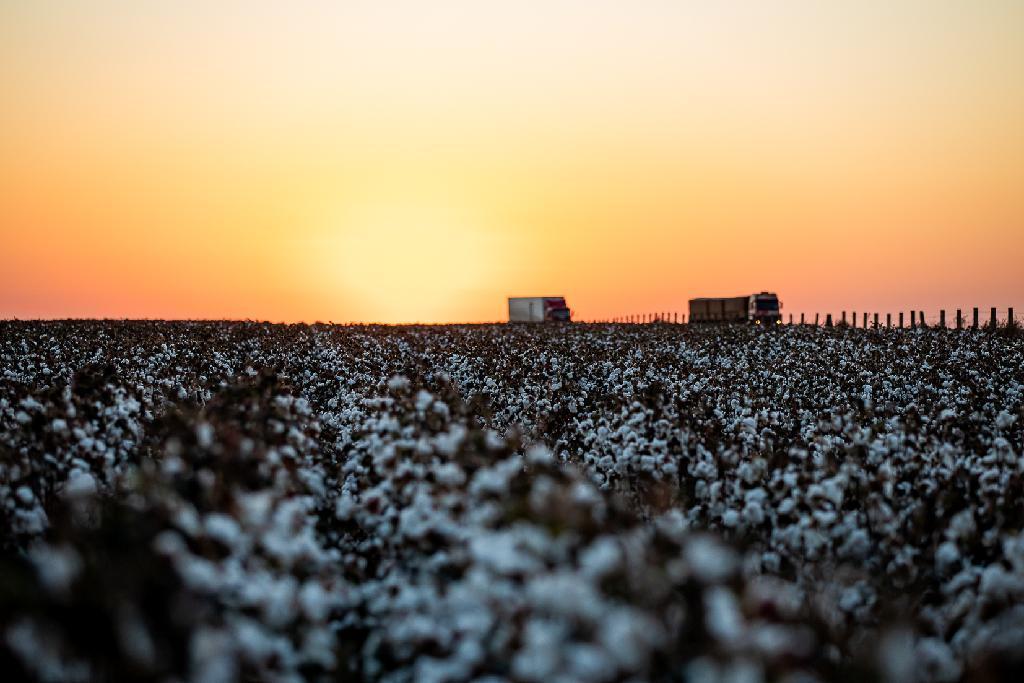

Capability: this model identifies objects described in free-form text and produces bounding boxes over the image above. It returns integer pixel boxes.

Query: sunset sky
[2,1,1022,323]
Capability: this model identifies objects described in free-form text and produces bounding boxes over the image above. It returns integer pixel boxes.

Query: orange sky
[2,1,1022,323]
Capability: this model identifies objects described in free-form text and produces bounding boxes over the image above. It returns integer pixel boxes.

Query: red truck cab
[750,292,782,325]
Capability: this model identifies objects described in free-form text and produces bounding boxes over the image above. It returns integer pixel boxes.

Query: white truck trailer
[508,297,572,322]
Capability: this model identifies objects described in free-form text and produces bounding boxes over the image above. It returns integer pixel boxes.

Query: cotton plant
[1,320,1023,681]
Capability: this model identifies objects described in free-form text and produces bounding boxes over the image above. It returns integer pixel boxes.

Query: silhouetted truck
[689,292,782,325]
[508,297,572,322]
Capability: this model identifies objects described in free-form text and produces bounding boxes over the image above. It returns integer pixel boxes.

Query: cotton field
[1,321,1022,683]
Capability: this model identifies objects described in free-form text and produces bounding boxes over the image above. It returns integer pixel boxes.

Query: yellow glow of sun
[304,202,501,323]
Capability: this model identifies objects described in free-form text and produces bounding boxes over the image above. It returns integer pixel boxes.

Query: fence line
[590,306,1020,330]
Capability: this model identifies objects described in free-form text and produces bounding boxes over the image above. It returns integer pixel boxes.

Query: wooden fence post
[956,309,962,330]
[874,313,879,328]
[940,310,946,328]
[800,313,805,325]
[899,312,904,328]
[886,313,891,328]
[1010,308,1015,328]
[973,307,979,329]
[789,313,793,325]
[826,314,833,327]
[991,307,997,329]
[815,313,820,326]
[852,311,856,328]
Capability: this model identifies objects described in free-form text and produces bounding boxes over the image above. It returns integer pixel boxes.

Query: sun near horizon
[2,1,1022,323]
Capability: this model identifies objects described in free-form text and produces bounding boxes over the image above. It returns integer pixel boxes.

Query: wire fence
[583,306,1023,329]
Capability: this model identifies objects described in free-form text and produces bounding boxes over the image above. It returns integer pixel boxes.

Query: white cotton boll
[30,543,82,595]
[511,618,564,682]
[750,623,813,661]
[564,643,615,682]
[484,430,506,450]
[995,410,1016,430]
[946,510,976,541]
[655,509,689,540]
[740,417,757,434]
[527,573,604,622]
[744,487,768,505]
[435,425,467,456]
[469,457,522,497]
[262,576,299,628]
[704,587,744,644]
[178,556,222,593]
[579,536,621,579]
[722,509,740,528]
[598,607,665,672]
[838,529,870,560]
[387,375,410,391]
[301,626,337,670]
[979,565,1022,601]
[415,390,434,411]
[6,618,92,683]
[204,513,242,550]
[15,486,35,504]
[237,491,274,527]
[1003,532,1024,573]
[801,529,828,559]
[299,580,330,622]
[434,462,466,486]
[935,542,960,574]
[838,587,862,613]
[469,532,541,575]
[195,422,215,448]
[760,552,781,573]
[63,469,97,499]
[525,444,554,466]
[686,536,739,583]
[743,501,765,525]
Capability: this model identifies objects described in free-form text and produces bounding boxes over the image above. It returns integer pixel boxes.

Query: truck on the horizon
[508,297,572,323]
[689,292,782,325]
